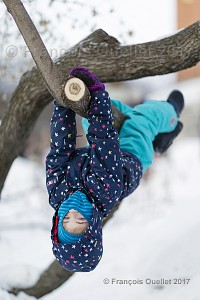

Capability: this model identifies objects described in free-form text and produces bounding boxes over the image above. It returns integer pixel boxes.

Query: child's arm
[85,90,123,201]
[46,101,76,210]
[82,99,132,135]
[66,67,124,209]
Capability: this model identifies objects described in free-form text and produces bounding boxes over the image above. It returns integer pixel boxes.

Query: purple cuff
[89,82,105,92]
[69,66,105,93]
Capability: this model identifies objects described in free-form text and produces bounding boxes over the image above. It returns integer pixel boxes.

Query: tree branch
[2,0,63,101]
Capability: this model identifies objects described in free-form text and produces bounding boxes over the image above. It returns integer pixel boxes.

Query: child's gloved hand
[69,66,105,93]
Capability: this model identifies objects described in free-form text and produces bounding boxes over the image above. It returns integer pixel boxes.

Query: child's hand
[68,66,105,93]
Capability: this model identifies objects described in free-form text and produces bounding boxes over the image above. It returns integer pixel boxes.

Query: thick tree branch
[0,22,200,194]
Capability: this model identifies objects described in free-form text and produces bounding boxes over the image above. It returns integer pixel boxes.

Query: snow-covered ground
[0,136,200,300]
[0,158,54,295]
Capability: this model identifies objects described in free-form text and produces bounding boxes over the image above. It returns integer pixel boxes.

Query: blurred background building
[177,0,200,81]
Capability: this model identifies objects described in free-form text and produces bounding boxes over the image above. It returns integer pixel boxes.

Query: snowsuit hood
[51,205,103,272]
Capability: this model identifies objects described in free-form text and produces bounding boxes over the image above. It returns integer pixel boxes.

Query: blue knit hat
[57,190,93,244]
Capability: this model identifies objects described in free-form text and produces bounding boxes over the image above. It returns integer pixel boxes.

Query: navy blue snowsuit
[46,90,142,272]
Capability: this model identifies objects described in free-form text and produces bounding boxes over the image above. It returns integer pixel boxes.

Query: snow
[0,158,54,297]
[0,137,200,300]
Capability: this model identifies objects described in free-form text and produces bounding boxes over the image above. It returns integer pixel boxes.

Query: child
[46,67,184,272]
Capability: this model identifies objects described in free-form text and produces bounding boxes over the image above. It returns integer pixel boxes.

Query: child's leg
[110,99,133,115]
[119,100,178,173]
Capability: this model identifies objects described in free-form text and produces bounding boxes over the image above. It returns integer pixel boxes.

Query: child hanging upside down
[46,67,184,272]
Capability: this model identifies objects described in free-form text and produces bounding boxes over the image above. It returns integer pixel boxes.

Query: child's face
[62,209,89,234]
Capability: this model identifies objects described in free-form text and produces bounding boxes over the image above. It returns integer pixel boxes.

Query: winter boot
[167,90,184,117]
[153,90,184,154]
[153,121,183,154]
